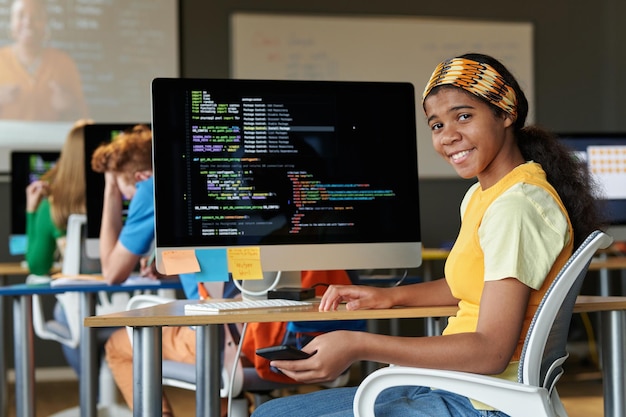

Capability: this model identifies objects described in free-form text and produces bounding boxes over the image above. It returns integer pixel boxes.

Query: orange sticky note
[161,250,201,275]
[227,247,263,280]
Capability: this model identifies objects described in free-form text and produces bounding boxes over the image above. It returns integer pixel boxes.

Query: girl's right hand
[319,284,393,311]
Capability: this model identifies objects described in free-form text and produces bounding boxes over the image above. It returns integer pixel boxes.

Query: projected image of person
[0,0,88,121]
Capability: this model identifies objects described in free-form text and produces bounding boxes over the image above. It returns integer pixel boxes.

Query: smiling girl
[251,53,602,417]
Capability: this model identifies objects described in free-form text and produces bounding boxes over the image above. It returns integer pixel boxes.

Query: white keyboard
[184,298,313,315]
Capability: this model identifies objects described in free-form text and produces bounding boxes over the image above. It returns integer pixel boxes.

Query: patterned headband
[422,58,518,120]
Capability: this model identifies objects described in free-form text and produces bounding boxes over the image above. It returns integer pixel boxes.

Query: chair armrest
[353,366,556,417]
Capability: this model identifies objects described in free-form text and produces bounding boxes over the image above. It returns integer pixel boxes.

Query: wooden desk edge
[84,295,626,328]
[589,257,626,270]
[0,262,31,276]
[0,262,62,276]
[573,295,626,312]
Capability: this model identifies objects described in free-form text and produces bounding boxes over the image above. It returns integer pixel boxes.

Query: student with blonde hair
[25,119,91,274]
[25,118,95,375]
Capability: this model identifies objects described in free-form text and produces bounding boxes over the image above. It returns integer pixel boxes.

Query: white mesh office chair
[353,230,613,417]
[31,215,128,349]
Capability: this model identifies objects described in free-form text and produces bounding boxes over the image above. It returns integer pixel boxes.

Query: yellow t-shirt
[443,162,573,389]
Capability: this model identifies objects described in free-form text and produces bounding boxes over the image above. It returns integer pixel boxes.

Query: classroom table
[586,254,626,417]
[85,295,626,417]
[420,248,450,335]
[0,278,181,417]
[0,262,30,280]
[589,254,626,295]
[589,255,626,271]
[0,262,30,417]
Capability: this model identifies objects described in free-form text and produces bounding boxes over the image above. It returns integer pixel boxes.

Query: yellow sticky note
[227,247,263,280]
[161,250,201,275]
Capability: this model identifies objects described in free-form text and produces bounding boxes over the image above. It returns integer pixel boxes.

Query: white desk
[85,295,626,417]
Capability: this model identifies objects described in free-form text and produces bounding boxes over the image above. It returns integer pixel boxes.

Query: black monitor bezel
[10,151,61,235]
[84,123,150,242]
[150,77,422,271]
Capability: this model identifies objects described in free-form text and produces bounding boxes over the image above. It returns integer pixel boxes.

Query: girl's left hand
[269,331,356,384]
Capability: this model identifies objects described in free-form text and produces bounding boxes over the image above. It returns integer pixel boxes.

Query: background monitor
[83,123,148,259]
[559,133,626,241]
[9,150,60,255]
[151,78,422,294]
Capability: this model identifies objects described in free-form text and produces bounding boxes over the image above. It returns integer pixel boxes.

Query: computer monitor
[559,133,626,241]
[83,123,149,258]
[10,151,60,255]
[151,78,422,295]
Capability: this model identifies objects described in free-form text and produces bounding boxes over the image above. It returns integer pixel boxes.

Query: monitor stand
[237,270,302,300]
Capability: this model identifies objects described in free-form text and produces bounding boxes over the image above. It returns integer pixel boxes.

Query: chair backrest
[33,213,93,347]
[62,213,100,275]
[518,230,613,391]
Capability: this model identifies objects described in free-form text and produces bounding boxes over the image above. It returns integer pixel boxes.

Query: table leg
[80,292,98,417]
[598,253,610,296]
[133,326,162,416]
[13,295,35,417]
[600,310,626,417]
[422,259,440,336]
[196,324,221,417]
[0,292,7,417]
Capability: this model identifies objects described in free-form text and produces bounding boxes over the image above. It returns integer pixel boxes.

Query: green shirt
[25,198,64,275]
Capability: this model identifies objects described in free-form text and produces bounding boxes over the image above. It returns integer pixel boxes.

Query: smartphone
[256,345,314,361]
